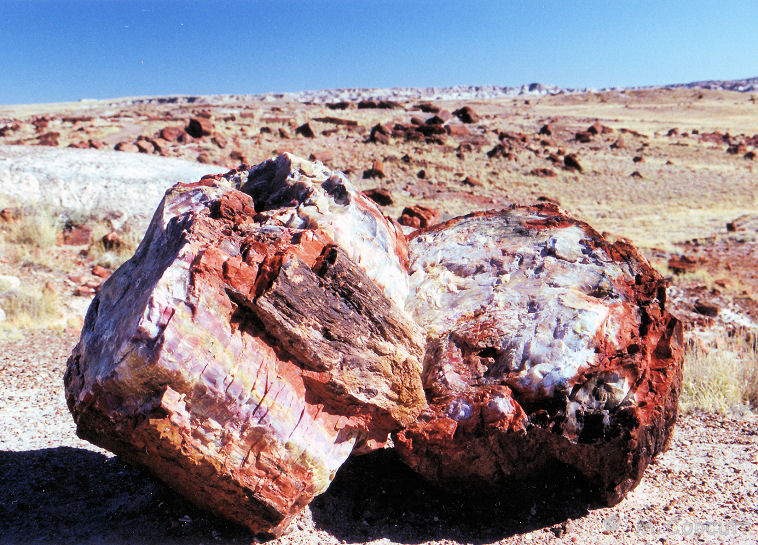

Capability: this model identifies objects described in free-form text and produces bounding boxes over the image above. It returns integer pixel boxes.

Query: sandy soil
[0,330,756,545]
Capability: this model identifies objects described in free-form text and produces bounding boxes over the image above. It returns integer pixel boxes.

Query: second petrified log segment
[64,154,425,536]
[394,204,683,505]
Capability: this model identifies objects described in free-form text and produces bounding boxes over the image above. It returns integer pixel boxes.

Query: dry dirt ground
[0,331,756,545]
[1,88,757,544]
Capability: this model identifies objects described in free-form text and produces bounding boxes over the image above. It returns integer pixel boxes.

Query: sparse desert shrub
[680,329,758,413]
[1,206,61,248]
[85,220,142,270]
[0,287,60,327]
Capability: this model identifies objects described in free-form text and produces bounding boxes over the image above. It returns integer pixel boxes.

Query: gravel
[1,329,756,544]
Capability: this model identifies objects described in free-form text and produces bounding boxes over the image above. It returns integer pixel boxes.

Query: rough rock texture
[394,205,683,505]
[64,154,682,535]
[64,153,425,536]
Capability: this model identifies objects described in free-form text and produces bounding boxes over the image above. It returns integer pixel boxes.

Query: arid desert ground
[0,86,756,544]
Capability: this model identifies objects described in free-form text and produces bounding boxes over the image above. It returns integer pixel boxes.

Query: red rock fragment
[61,225,92,246]
[563,154,583,172]
[668,255,698,274]
[91,265,112,279]
[363,159,386,179]
[186,117,214,138]
[694,300,719,317]
[295,122,315,138]
[363,188,394,206]
[114,142,139,153]
[452,106,480,124]
[0,208,21,223]
[529,167,557,178]
[398,205,440,229]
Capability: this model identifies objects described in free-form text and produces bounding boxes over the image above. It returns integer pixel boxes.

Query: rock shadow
[311,449,595,544]
[0,447,252,545]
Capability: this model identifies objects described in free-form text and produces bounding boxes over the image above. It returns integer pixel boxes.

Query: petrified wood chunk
[394,205,682,505]
[64,153,425,535]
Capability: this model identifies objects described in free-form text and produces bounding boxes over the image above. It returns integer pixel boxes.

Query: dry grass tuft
[680,330,758,413]
[2,207,61,248]
[85,220,142,270]
[0,287,61,328]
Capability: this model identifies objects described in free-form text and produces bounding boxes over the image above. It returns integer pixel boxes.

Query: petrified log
[65,153,683,535]
[64,153,425,535]
[394,205,682,504]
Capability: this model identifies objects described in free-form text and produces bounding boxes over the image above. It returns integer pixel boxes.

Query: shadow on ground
[0,447,251,545]
[0,447,598,545]
[311,449,595,544]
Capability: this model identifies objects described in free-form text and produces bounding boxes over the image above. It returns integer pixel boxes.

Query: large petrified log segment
[64,154,425,535]
[394,204,683,505]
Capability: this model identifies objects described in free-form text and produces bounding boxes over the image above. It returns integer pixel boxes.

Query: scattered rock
[575,131,592,143]
[102,231,125,250]
[114,142,139,153]
[538,123,554,136]
[294,123,315,138]
[312,116,359,127]
[630,170,643,178]
[309,150,334,164]
[633,155,644,163]
[446,124,470,137]
[529,168,557,178]
[745,150,756,160]
[668,255,698,274]
[369,123,390,144]
[694,301,719,317]
[416,169,426,179]
[135,140,154,154]
[211,134,227,148]
[229,149,248,165]
[610,137,626,149]
[452,106,480,124]
[363,188,394,206]
[325,101,351,110]
[159,126,184,142]
[461,175,483,187]
[37,132,60,146]
[185,117,213,138]
[398,205,440,229]
[417,103,440,113]
[73,285,95,297]
[362,159,386,179]
[563,154,583,172]
[587,122,613,135]
[91,265,112,279]
[278,127,290,139]
[61,225,92,246]
[0,207,21,223]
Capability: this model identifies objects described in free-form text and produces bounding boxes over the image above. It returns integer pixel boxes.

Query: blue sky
[1,0,757,104]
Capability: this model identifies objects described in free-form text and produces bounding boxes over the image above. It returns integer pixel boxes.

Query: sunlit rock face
[395,205,683,504]
[64,154,426,536]
[64,154,682,536]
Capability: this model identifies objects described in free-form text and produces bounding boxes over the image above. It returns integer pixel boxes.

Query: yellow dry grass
[680,331,758,413]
